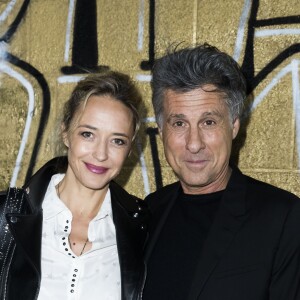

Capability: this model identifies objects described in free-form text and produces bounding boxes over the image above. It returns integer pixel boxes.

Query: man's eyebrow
[202,111,222,117]
[168,113,186,119]
[168,111,222,119]
[166,114,186,122]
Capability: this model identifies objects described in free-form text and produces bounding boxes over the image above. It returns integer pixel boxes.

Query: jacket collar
[23,156,67,211]
[110,181,148,300]
[188,166,248,299]
[110,180,145,215]
[144,182,181,261]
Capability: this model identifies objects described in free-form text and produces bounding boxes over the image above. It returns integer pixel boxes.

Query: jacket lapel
[188,168,249,299]
[144,182,181,261]
[110,181,149,299]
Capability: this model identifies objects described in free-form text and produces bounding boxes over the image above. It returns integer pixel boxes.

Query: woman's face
[63,95,134,191]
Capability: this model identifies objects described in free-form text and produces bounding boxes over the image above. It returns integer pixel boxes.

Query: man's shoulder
[246,173,297,195]
[145,181,180,209]
[146,181,180,198]
[239,170,300,208]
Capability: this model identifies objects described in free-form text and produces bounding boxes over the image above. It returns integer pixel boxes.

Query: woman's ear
[61,124,69,148]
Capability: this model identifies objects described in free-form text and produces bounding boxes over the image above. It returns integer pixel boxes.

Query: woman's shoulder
[110,181,149,218]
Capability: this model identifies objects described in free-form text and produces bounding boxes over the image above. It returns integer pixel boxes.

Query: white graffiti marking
[0,0,17,23]
[251,60,300,168]
[137,0,145,51]
[57,74,84,84]
[64,0,76,62]
[0,61,35,186]
[233,0,252,61]
[135,74,152,82]
[192,0,198,46]
[255,29,300,37]
[292,60,300,168]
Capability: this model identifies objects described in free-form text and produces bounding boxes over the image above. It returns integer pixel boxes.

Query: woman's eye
[113,138,126,146]
[81,131,93,138]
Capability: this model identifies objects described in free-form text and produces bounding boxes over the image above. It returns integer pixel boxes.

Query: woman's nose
[93,140,108,161]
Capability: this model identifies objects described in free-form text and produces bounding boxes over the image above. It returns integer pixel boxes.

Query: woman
[0,71,149,299]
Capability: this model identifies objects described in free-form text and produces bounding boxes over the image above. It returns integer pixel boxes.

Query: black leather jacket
[0,157,149,300]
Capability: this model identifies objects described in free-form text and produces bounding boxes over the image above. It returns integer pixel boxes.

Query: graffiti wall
[0,0,299,198]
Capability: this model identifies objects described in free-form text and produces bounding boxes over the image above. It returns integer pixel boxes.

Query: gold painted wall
[0,0,300,198]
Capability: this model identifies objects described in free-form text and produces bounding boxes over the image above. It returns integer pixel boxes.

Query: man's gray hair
[151,43,247,127]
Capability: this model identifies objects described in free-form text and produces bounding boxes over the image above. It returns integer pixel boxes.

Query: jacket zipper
[138,261,147,300]
[3,243,15,299]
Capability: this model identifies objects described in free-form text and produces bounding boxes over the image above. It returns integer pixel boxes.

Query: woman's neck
[56,176,108,220]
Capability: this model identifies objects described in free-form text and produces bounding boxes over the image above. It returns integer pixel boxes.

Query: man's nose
[185,127,205,153]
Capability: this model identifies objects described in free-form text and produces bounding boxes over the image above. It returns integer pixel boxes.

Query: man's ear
[232,118,240,140]
[158,125,163,139]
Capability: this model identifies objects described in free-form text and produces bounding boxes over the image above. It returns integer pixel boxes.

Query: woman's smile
[85,162,109,174]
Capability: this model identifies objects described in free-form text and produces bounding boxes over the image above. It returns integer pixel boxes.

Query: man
[141,44,300,300]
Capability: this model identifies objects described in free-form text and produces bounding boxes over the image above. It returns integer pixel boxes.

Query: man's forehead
[164,86,226,102]
[162,88,230,123]
[164,88,227,109]
[166,111,225,125]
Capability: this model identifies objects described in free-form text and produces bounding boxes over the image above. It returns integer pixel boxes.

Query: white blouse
[37,174,121,300]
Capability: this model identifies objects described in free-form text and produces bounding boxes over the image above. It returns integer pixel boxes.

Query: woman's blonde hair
[62,71,142,140]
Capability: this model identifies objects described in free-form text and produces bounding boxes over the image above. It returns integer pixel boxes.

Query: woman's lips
[85,163,108,174]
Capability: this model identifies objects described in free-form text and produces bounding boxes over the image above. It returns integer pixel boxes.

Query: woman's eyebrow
[78,125,130,138]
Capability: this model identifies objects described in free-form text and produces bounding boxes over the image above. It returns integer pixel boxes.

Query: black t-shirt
[143,190,223,300]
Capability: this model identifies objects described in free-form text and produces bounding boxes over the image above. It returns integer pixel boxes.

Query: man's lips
[85,163,108,174]
[185,159,208,164]
[184,159,209,168]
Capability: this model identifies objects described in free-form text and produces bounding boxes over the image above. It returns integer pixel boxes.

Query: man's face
[159,86,240,194]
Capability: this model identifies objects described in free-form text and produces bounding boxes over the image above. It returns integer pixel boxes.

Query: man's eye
[173,121,185,127]
[204,120,216,126]
[113,138,126,146]
[81,131,93,138]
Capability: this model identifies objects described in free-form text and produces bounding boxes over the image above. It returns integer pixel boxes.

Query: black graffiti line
[6,53,50,184]
[251,43,300,90]
[140,0,156,70]
[61,0,109,74]
[0,0,31,43]
[241,0,260,92]
[242,0,300,93]
[256,16,300,27]
[146,127,163,190]
[72,0,98,68]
